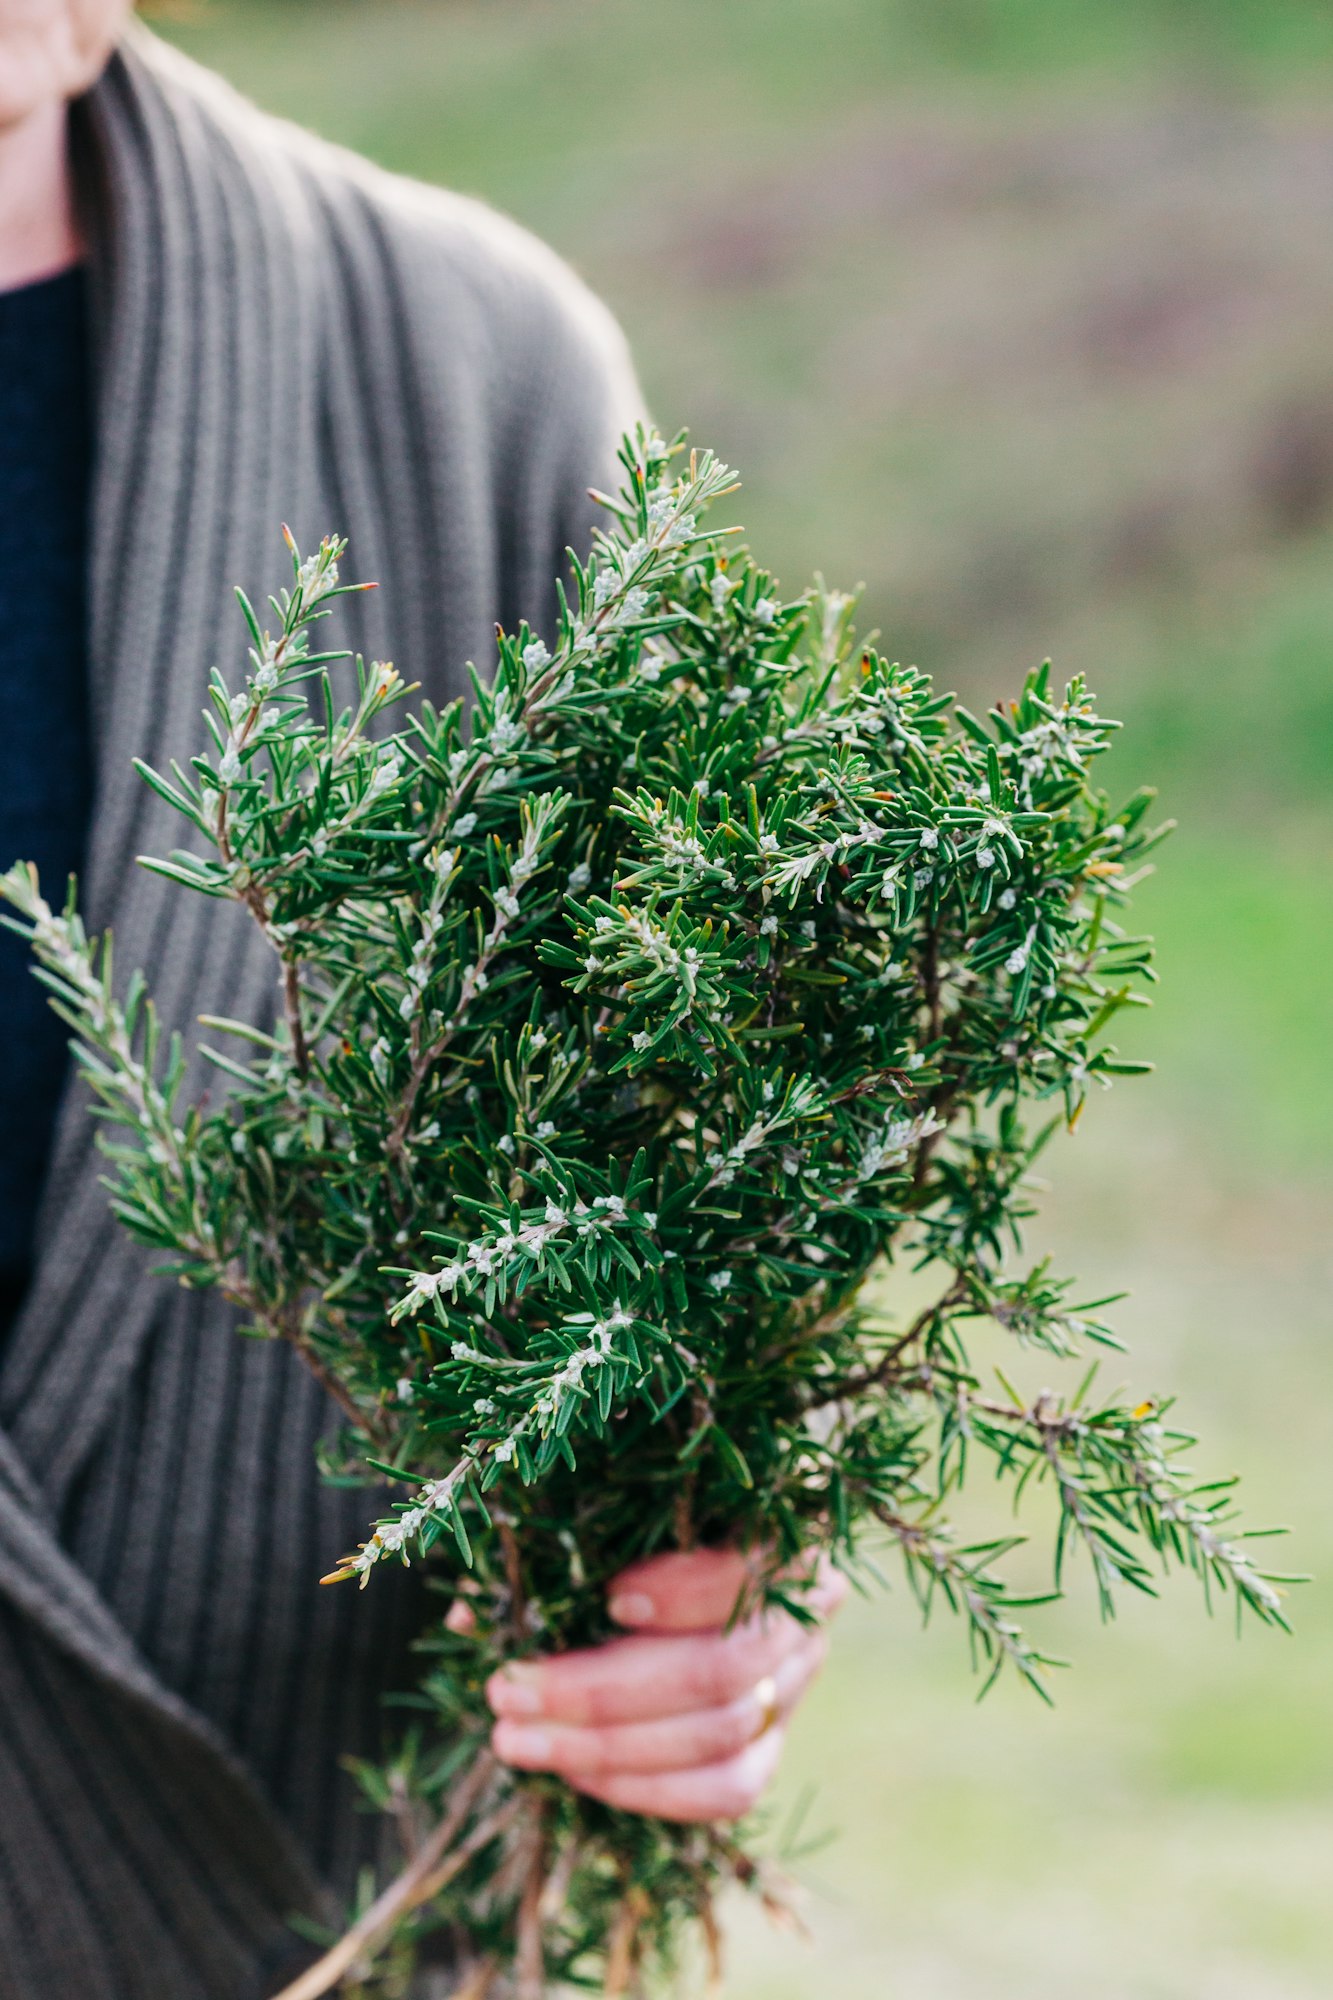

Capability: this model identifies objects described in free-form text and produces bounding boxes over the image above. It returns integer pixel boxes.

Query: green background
[154,3,1333,1991]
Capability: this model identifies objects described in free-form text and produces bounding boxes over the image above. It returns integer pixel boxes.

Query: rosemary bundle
[1,429,1287,1998]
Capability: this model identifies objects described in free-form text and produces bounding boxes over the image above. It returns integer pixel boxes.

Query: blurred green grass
[155,3,1333,1991]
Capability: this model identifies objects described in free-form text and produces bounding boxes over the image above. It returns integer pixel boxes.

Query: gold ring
[753,1674,781,1736]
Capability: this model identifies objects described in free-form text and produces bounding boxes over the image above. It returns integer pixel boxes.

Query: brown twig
[290,1330,383,1442]
[386,918,512,1172]
[514,1802,549,2000]
[698,1882,725,1997]
[706,1832,807,1936]
[673,1482,697,1554]
[385,1014,433,1172]
[753,1283,848,1369]
[673,1387,710,1552]
[413,1799,519,1908]
[218,1267,390,1448]
[602,1887,650,1998]
[809,1274,968,1407]
[269,1750,505,2000]
[385,1764,428,1865]
[538,1835,584,1926]
[447,1959,498,2000]
[868,1502,1045,1682]
[283,957,311,1077]
[497,1515,528,1634]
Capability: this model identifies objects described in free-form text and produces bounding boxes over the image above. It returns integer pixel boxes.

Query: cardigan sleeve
[543,290,650,636]
[465,221,650,644]
[383,173,650,644]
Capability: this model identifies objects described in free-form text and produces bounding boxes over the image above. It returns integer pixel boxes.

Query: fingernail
[494,1723,552,1767]
[608,1590,655,1626]
[489,1663,545,1717]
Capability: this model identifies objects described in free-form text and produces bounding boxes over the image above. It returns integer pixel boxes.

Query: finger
[486,1615,808,1727]
[608,1548,756,1632]
[609,1548,850,1633]
[491,1632,824,1778]
[567,1726,787,1823]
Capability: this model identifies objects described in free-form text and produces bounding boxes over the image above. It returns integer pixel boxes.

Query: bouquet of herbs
[0,430,1289,1998]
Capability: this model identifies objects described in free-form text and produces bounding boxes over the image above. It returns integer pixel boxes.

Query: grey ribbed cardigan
[0,29,640,1999]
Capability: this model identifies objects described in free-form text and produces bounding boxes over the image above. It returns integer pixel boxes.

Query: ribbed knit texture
[0,28,641,1998]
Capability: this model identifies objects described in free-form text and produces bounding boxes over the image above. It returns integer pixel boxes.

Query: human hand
[485,1548,846,1822]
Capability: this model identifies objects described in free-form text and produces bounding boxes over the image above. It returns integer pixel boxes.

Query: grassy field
[155,4,1333,1992]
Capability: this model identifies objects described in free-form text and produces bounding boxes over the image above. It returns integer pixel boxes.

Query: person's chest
[0,265,94,1312]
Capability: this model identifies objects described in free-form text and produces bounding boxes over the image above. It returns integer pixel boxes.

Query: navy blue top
[0,267,95,1330]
